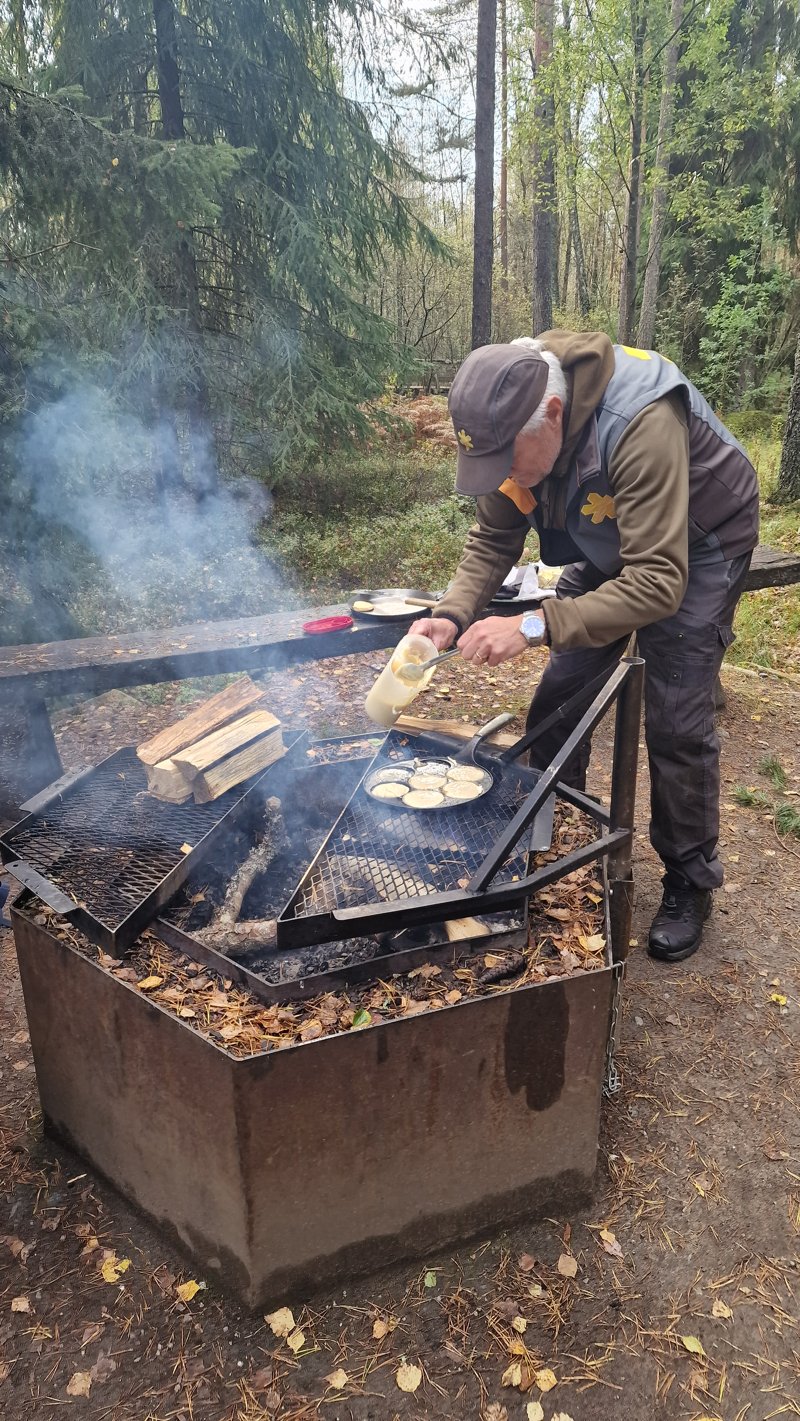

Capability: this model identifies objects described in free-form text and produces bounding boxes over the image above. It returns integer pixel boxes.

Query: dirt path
[1,655,799,1420]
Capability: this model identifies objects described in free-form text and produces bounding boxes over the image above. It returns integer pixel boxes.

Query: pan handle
[474,711,514,741]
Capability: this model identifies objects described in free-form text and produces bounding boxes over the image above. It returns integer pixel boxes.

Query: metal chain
[603,962,626,1097]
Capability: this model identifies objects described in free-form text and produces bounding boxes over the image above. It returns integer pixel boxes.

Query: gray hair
[511,337,567,433]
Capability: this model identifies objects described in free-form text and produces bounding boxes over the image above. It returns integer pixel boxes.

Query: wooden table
[2,545,799,811]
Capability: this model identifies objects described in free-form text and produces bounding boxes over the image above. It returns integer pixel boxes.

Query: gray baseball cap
[448,344,549,496]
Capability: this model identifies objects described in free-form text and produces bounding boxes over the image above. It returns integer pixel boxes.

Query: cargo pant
[526,552,752,890]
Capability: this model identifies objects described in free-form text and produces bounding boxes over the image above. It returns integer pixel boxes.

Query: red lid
[302,615,354,635]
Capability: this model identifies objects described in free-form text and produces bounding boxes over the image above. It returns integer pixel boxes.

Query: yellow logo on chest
[581,492,616,524]
[457,428,473,450]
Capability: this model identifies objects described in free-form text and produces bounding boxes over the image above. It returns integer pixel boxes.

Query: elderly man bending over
[411,333,759,963]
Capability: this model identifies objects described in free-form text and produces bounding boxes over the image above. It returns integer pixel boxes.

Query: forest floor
[1,647,800,1421]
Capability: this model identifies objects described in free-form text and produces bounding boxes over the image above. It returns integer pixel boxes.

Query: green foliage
[698,250,796,411]
[733,775,800,841]
[757,754,788,792]
[263,492,472,592]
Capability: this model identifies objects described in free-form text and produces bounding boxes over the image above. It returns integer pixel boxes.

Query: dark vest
[530,345,760,572]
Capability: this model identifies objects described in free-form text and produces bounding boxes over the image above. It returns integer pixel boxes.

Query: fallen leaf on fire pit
[137,975,164,991]
[770,992,788,1006]
[502,1362,523,1387]
[325,1368,349,1389]
[518,1253,536,1272]
[534,1367,557,1392]
[712,1299,732,1320]
[372,1315,398,1339]
[81,1323,105,1348]
[445,989,463,1004]
[526,1404,545,1421]
[100,1254,131,1283]
[175,1280,203,1303]
[11,1296,31,1312]
[396,1361,422,1393]
[267,1307,296,1337]
[409,964,441,979]
[80,1238,99,1258]
[557,1254,578,1278]
[483,1405,507,1421]
[178,1007,196,1019]
[424,1270,437,1287]
[402,999,428,1016]
[579,933,605,953]
[484,953,504,967]
[286,1327,305,1353]
[66,1371,92,1397]
[680,1335,706,1358]
[180,843,193,855]
[511,1315,528,1333]
[552,1413,575,1421]
[352,1009,372,1029]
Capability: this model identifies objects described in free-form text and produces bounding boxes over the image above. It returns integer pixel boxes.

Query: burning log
[194,798,288,955]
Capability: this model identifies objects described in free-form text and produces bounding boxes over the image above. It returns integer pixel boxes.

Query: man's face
[508,398,563,488]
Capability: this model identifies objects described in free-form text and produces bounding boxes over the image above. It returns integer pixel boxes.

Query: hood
[537,329,616,478]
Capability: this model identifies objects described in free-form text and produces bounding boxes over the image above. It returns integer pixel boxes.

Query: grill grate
[1,743,302,951]
[286,732,551,922]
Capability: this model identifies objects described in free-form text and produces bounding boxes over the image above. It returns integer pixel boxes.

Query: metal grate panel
[1,741,303,951]
[287,733,550,921]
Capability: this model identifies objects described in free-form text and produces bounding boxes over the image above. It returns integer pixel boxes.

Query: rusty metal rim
[10,890,615,1066]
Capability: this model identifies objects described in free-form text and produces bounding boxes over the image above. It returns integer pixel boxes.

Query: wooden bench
[1,545,799,811]
[0,605,399,810]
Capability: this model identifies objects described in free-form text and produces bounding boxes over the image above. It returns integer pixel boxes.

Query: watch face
[521,613,544,642]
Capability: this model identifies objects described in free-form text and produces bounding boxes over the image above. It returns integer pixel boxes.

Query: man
[410,333,759,963]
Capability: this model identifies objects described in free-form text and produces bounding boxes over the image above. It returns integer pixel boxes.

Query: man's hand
[457,615,529,667]
[408,617,458,650]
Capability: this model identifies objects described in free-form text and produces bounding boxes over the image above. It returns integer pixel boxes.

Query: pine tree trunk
[153,0,185,139]
[778,331,800,502]
[560,2,590,320]
[618,0,646,343]
[471,0,497,349]
[637,0,683,349]
[531,0,556,334]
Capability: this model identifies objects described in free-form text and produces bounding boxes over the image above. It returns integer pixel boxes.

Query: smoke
[4,381,281,638]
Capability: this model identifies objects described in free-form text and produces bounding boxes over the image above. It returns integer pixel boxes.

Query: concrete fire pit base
[12,904,618,1309]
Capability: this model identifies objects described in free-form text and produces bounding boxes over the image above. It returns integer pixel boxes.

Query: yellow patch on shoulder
[498,478,537,516]
[457,428,473,450]
[581,492,616,524]
[621,344,652,360]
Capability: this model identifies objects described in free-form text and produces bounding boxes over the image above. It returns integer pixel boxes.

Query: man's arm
[431,484,531,632]
[543,393,690,651]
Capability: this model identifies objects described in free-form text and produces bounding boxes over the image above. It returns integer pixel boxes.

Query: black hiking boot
[647,875,712,963]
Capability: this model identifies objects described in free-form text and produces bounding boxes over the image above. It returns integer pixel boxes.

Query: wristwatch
[520,611,547,647]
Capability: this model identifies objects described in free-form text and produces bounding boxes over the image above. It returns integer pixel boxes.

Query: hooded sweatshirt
[433,331,758,651]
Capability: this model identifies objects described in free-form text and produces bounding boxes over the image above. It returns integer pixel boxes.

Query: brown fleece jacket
[434,331,691,651]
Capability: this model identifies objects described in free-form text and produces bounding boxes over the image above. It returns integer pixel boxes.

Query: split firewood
[172,710,281,776]
[192,729,284,803]
[444,917,491,941]
[137,676,266,767]
[143,758,194,804]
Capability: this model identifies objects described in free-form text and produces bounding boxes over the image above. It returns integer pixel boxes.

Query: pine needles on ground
[734,757,800,841]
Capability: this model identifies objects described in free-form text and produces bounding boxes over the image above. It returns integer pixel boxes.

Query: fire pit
[8,660,643,1307]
